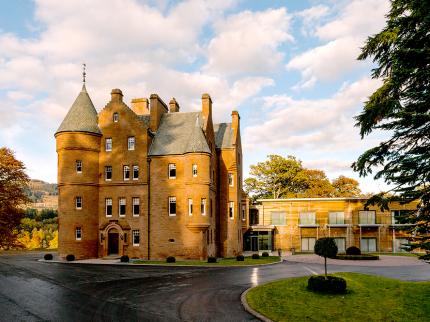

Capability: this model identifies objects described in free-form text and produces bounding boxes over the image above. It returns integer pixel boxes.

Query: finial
[82,63,86,84]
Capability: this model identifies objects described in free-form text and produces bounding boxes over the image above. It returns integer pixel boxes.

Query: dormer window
[128,137,135,150]
[113,112,119,122]
[168,164,176,179]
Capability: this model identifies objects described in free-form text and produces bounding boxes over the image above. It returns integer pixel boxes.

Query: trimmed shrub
[307,275,347,294]
[418,254,430,260]
[336,254,379,260]
[166,256,176,263]
[236,255,245,261]
[262,252,269,257]
[44,253,53,260]
[66,254,75,262]
[252,253,260,259]
[346,246,361,255]
[207,256,217,263]
[120,255,129,263]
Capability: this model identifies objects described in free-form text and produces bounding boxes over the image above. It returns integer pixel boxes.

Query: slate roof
[213,123,234,148]
[137,115,150,127]
[149,112,211,156]
[56,85,101,135]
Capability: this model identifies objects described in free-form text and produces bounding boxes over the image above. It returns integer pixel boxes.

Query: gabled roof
[213,123,234,148]
[55,85,101,135]
[149,112,210,156]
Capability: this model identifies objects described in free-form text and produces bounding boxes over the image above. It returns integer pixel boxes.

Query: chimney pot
[169,98,180,113]
[111,88,123,102]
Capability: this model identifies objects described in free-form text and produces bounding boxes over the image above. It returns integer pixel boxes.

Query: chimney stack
[201,93,212,122]
[169,98,180,113]
[150,94,168,132]
[131,98,150,115]
[111,89,123,103]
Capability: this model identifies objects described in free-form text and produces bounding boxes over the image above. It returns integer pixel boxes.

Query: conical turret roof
[55,85,101,135]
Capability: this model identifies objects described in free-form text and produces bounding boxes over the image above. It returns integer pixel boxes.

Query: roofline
[148,151,212,157]
[54,130,102,138]
[257,197,368,202]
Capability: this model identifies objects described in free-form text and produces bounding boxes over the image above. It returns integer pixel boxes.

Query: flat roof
[257,197,367,202]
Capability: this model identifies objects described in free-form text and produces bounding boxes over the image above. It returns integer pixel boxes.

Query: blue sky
[0,0,391,192]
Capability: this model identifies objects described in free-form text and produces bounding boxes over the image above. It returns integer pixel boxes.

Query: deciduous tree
[353,0,430,251]
[332,175,361,197]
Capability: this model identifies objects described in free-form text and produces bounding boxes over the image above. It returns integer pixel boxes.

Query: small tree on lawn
[314,237,338,278]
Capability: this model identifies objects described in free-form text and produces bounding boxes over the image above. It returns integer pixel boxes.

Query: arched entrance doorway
[108,228,119,255]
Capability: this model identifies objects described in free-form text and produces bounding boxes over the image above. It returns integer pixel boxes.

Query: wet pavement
[0,252,429,322]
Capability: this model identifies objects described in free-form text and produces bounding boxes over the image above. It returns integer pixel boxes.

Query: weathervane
[82,63,86,84]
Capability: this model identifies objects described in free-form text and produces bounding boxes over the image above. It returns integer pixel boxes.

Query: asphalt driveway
[0,252,428,322]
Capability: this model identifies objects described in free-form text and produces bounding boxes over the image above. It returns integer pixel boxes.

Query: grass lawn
[246,273,430,322]
[370,252,424,257]
[132,256,280,266]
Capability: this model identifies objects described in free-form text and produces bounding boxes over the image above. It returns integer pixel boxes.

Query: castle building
[55,84,245,260]
[245,198,417,253]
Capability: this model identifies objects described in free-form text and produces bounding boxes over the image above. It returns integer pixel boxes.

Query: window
[105,198,112,217]
[123,165,130,180]
[301,237,316,251]
[228,173,234,186]
[394,238,409,252]
[113,112,119,122]
[105,138,112,151]
[359,211,376,224]
[188,199,193,216]
[76,160,82,173]
[128,136,135,150]
[119,198,126,216]
[299,212,316,225]
[229,201,234,219]
[329,212,345,224]
[242,205,246,221]
[192,164,198,177]
[132,230,140,246]
[168,164,176,179]
[201,198,206,216]
[391,210,409,224]
[361,238,377,252]
[132,197,140,216]
[169,197,176,216]
[334,238,346,252]
[133,165,139,180]
[75,196,82,209]
[271,212,287,225]
[75,227,82,241]
[105,166,112,181]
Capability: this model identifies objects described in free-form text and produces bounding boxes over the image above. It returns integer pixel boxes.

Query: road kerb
[241,287,273,322]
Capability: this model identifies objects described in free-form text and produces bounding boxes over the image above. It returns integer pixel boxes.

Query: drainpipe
[147,157,151,260]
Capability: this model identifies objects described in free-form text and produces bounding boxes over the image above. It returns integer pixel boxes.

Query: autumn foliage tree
[0,148,30,249]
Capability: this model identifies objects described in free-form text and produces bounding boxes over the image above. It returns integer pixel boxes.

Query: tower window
[229,201,234,219]
[123,165,130,180]
[188,198,193,216]
[133,165,139,180]
[75,227,82,240]
[105,198,112,217]
[228,173,234,187]
[76,160,82,173]
[192,164,198,177]
[132,230,140,246]
[169,197,176,216]
[105,166,112,181]
[119,198,126,216]
[105,138,112,152]
[75,196,82,209]
[133,197,140,216]
[113,112,119,122]
[168,164,176,179]
[201,198,206,216]
[128,137,135,150]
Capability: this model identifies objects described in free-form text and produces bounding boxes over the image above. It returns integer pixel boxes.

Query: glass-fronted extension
[244,230,273,251]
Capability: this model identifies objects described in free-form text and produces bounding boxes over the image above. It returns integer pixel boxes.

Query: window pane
[133,165,139,179]
[128,137,135,150]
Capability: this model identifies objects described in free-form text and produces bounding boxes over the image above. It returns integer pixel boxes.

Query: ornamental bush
[207,257,217,263]
[419,254,430,260]
[236,255,245,261]
[252,253,260,259]
[120,255,129,263]
[314,238,338,277]
[337,254,379,260]
[166,256,176,263]
[262,252,269,257]
[66,254,75,262]
[346,246,361,255]
[307,275,347,294]
[44,253,53,260]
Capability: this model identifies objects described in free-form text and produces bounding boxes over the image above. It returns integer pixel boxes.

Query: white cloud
[296,4,329,36]
[204,8,293,76]
[288,0,390,89]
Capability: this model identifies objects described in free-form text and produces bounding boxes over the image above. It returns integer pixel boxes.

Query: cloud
[296,4,329,36]
[288,0,390,89]
[204,8,293,76]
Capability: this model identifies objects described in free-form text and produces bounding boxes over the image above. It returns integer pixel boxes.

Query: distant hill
[25,179,58,204]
